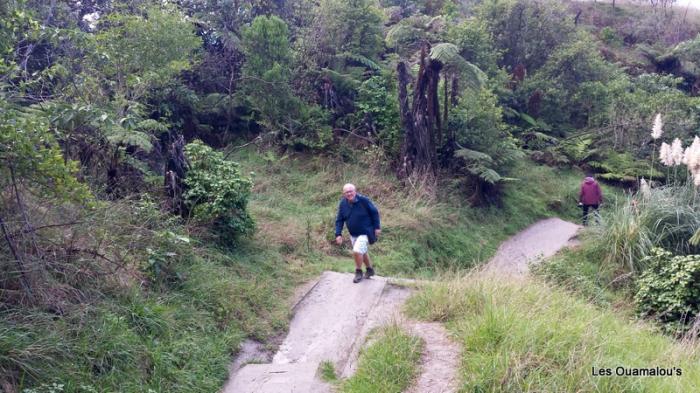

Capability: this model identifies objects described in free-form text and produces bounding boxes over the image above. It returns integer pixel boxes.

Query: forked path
[222,218,580,393]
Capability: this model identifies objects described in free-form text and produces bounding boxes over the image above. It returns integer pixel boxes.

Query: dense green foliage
[0,101,90,203]
[183,141,254,240]
[635,248,700,335]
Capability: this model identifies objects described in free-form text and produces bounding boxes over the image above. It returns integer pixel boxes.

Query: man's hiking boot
[353,269,363,283]
[364,266,375,279]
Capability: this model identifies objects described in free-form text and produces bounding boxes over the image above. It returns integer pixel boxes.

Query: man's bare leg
[362,253,372,268]
[353,252,363,270]
[362,253,374,278]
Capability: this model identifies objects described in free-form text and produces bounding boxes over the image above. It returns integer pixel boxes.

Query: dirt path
[223,218,580,393]
[404,321,460,393]
[484,217,581,276]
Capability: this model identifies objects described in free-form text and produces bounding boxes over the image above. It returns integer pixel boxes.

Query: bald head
[342,183,357,201]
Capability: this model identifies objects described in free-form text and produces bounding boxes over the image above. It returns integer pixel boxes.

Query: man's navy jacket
[334,194,381,238]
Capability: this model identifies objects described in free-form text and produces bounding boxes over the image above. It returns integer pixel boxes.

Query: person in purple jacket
[579,173,603,225]
[335,183,381,283]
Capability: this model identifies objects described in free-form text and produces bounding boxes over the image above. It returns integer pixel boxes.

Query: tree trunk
[164,134,189,216]
[0,215,33,299]
[397,43,441,179]
[442,72,448,147]
[396,61,414,179]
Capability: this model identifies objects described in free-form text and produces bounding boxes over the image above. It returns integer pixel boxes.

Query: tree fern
[385,24,422,50]
[321,67,362,89]
[429,43,486,90]
[455,147,493,163]
[335,52,381,71]
[105,125,154,152]
[455,147,505,184]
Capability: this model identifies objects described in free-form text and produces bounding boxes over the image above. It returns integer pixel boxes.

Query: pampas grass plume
[651,113,663,140]
[671,138,684,166]
[659,142,673,166]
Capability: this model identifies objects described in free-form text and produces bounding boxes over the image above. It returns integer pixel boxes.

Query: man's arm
[335,201,345,236]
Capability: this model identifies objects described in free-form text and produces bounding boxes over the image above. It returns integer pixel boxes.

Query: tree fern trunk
[398,44,439,179]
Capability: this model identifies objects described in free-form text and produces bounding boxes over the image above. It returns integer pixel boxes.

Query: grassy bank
[234,148,594,277]
[2,201,297,392]
[405,273,700,392]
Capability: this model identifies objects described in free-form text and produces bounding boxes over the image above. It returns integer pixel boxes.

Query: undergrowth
[1,200,295,392]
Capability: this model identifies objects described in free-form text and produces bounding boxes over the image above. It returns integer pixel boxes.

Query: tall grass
[1,198,296,392]
[340,325,423,393]
[590,182,700,274]
[405,273,700,392]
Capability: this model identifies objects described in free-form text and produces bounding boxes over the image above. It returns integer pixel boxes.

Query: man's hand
[335,235,343,245]
[374,229,381,238]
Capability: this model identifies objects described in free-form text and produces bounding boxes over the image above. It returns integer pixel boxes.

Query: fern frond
[105,126,153,152]
[336,52,381,71]
[429,43,461,64]
[136,119,169,134]
[455,147,493,163]
[385,24,422,49]
[321,68,362,88]
[476,167,502,184]
[465,163,502,184]
[429,43,486,90]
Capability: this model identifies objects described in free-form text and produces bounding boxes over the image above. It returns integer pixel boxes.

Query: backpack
[358,197,378,245]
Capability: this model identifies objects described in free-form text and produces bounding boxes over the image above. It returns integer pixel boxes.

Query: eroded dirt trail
[223,218,580,393]
[404,321,461,393]
[484,217,581,276]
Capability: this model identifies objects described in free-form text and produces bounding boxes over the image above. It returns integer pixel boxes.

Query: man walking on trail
[335,183,381,283]
[579,173,603,225]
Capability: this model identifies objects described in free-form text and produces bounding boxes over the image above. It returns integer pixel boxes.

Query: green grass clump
[319,360,337,382]
[341,325,423,393]
[405,273,700,392]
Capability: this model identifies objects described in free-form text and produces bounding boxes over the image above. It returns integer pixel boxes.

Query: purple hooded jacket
[579,177,603,205]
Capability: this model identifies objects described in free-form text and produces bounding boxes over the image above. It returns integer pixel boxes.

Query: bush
[183,141,254,240]
[591,182,700,274]
[448,88,523,194]
[354,74,401,157]
[635,248,700,334]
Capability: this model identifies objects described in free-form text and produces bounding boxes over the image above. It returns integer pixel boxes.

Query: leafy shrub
[449,88,523,189]
[0,101,91,203]
[241,15,332,150]
[183,141,254,240]
[635,248,700,334]
[519,34,618,128]
[354,75,402,157]
[600,26,622,46]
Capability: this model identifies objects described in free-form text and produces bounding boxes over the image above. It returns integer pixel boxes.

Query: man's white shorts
[351,235,369,255]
